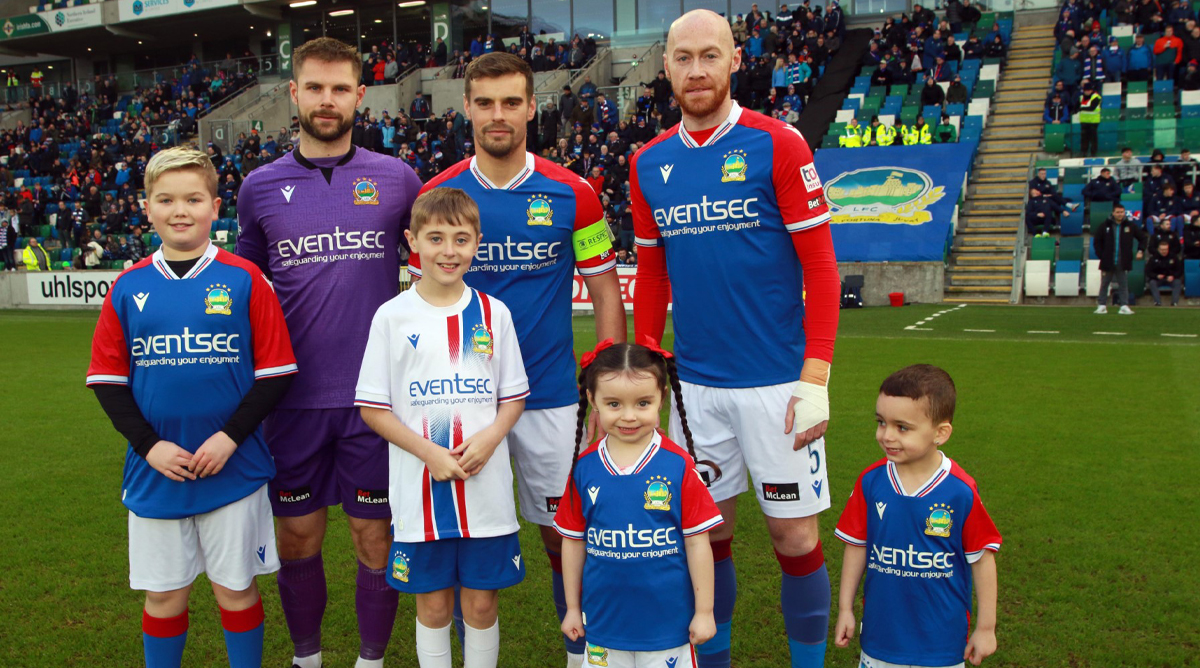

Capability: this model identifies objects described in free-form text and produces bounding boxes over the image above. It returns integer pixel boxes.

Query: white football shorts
[861,651,964,668]
[128,484,279,592]
[508,405,581,526]
[584,642,697,667]
[669,380,830,519]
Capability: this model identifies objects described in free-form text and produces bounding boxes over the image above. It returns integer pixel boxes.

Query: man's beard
[299,109,353,143]
[477,122,524,159]
[674,76,731,119]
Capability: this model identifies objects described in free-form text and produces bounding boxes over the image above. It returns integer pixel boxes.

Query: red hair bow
[580,338,615,369]
[638,334,673,359]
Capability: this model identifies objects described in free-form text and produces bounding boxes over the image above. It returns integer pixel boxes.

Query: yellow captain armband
[572,219,613,261]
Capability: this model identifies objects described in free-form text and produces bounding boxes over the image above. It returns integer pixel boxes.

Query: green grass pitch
[1,305,1197,667]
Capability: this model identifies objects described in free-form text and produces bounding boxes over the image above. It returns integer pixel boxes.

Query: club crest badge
[353,177,379,205]
[924,503,954,538]
[392,551,410,583]
[204,284,232,315]
[644,476,672,511]
[586,644,609,666]
[527,195,553,226]
[721,150,748,183]
[471,324,494,356]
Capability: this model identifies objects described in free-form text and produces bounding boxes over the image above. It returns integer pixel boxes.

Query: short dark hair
[293,37,363,82]
[879,364,956,424]
[1114,202,1126,211]
[465,52,534,101]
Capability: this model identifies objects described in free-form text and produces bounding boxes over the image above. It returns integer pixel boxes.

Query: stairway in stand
[945,23,1056,304]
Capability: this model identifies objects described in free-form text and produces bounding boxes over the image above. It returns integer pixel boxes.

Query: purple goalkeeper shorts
[264,408,391,520]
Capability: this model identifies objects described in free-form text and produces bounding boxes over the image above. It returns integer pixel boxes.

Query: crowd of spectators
[2,55,258,269]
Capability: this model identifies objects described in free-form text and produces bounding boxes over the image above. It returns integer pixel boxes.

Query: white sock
[355,658,384,668]
[292,652,322,668]
[415,620,453,668]
[566,652,584,668]
[463,620,500,668]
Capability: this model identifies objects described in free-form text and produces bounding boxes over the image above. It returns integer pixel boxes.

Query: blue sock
[777,544,831,668]
[696,539,736,668]
[142,610,188,668]
[221,599,265,668]
[548,549,585,656]
[453,585,466,649]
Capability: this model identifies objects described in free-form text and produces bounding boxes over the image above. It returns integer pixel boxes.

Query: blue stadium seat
[1060,206,1084,235]
[1062,183,1085,201]
[964,116,983,132]
[945,103,965,117]
[1154,79,1175,94]
[1186,259,1200,296]
[1102,96,1122,109]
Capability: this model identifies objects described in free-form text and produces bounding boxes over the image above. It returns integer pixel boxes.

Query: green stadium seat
[1059,237,1084,261]
[1045,125,1068,153]
[1152,105,1176,120]
[975,81,995,98]
[1101,108,1122,122]
[890,84,909,97]
[1089,201,1113,227]
[1153,91,1175,107]
[1031,236,1057,261]
[1127,81,1149,95]
[1128,259,1146,297]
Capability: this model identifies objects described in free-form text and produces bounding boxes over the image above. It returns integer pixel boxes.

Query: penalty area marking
[1028,330,1060,334]
[1093,331,1127,336]
[1162,333,1198,338]
[963,329,995,333]
[904,304,967,331]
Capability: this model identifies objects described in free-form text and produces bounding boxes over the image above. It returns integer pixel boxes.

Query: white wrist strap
[791,380,830,433]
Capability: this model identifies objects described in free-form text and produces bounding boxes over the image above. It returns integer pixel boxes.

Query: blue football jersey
[412,153,616,410]
[631,103,832,387]
[554,432,723,651]
[87,243,298,519]
[835,455,1002,666]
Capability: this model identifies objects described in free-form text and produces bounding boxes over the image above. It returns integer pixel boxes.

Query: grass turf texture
[1,305,1197,667]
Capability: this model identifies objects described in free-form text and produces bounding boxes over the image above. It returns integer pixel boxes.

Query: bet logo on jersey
[526,194,553,226]
[204,284,232,315]
[391,550,411,582]
[925,503,954,537]
[352,177,379,205]
[643,476,672,511]
[721,150,748,183]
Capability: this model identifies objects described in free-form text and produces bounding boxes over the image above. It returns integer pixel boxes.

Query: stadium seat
[1102,82,1122,97]
[1128,259,1146,298]
[1185,260,1200,296]
[1025,260,1052,297]
[1045,126,1067,153]
[1085,259,1102,296]
[1055,260,1081,296]
[1154,80,1175,94]
[1061,206,1084,236]
[1060,237,1084,262]
[1088,201,1113,228]
[1031,237,1057,265]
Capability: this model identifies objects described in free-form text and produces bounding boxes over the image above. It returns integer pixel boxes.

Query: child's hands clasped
[834,609,857,648]
[561,608,585,642]
[424,440,470,481]
[146,441,196,482]
[689,611,716,646]
[453,426,503,476]
[964,626,996,665]
[190,431,238,478]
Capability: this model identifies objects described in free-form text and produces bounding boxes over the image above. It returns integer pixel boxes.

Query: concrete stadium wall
[838,262,945,306]
[424,77,466,124]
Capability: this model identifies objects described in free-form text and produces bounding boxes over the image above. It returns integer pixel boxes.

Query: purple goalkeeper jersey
[236,145,422,409]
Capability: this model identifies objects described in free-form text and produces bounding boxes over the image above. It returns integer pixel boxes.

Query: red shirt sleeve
[771,123,831,233]
[680,459,723,537]
[248,269,298,379]
[630,152,671,342]
[834,468,870,546]
[86,287,130,386]
[553,474,586,540]
[962,488,1003,561]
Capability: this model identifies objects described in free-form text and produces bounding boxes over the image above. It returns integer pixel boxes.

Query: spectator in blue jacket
[1126,33,1154,81]
[924,30,945,63]
[1083,167,1122,202]
[1103,36,1126,81]
[746,29,764,58]
[1045,91,1072,123]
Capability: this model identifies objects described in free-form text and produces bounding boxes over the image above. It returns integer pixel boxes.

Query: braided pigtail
[665,356,722,485]
[570,366,590,478]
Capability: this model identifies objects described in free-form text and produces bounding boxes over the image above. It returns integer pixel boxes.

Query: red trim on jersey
[422,415,436,541]
[949,461,1004,554]
[480,291,492,331]
[447,313,460,365]
[687,125,719,145]
[86,261,151,385]
[452,413,470,538]
[834,459,889,546]
[419,158,473,195]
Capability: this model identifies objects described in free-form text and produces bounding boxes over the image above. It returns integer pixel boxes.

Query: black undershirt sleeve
[94,255,295,458]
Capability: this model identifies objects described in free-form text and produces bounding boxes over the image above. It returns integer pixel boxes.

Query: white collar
[886,452,951,498]
[469,152,536,190]
[151,241,217,280]
[677,102,744,149]
[598,429,663,476]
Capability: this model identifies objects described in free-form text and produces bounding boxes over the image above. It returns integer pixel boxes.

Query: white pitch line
[905,326,933,331]
[1094,331,1127,336]
[1028,330,1060,334]
[963,328,995,332]
[1162,333,1198,338]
